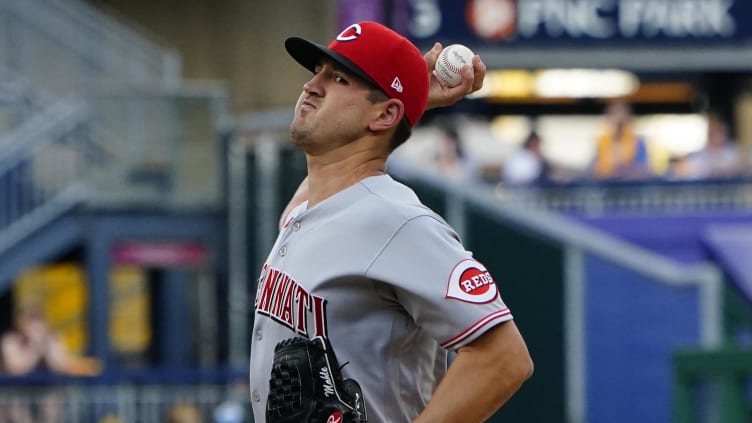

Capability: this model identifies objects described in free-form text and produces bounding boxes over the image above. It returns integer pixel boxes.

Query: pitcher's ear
[369,99,404,132]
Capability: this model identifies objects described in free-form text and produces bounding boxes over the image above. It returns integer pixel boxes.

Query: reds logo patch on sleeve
[445,259,499,304]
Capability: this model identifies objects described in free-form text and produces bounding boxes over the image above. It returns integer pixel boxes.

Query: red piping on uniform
[440,308,512,349]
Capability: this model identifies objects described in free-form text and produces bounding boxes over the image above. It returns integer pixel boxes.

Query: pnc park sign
[405,0,750,45]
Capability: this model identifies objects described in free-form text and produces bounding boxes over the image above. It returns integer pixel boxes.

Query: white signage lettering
[517,0,735,39]
[519,0,616,38]
[409,0,442,38]
[619,0,735,38]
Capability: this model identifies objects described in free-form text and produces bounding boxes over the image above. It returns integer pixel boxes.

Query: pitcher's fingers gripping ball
[434,44,475,88]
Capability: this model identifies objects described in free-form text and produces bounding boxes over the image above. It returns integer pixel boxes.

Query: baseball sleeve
[366,215,513,350]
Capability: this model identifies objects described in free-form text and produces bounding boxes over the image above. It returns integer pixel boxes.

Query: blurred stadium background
[1,0,752,422]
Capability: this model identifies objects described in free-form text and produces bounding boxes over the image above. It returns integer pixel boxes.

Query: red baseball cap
[285,21,429,127]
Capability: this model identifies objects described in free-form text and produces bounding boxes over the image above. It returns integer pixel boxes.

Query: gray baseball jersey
[249,174,513,423]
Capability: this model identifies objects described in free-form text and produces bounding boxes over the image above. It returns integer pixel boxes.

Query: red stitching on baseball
[441,49,462,74]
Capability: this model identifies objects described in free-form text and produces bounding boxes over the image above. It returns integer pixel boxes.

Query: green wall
[408,179,567,422]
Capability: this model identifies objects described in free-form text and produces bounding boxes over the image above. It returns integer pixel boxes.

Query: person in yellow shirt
[592,101,651,180]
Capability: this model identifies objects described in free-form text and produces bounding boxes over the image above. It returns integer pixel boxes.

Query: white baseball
[434,44,475,88]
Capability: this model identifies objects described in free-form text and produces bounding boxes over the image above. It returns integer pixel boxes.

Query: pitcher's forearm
[413,322,533,423]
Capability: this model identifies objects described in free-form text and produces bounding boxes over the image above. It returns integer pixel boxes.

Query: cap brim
[285,37,380,90]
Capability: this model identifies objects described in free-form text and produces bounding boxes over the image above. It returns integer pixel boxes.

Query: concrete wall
[91,0,338,113]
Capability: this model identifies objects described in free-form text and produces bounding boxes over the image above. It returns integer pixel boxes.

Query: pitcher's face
[290,60,378,152]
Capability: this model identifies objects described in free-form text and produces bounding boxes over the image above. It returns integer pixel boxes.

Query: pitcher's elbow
[518,353,534,382]
[524,355,534,380]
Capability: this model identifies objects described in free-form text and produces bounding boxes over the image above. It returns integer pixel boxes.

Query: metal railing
[0,0,181,96]
[0,82,230,257]
[0,375,251,423]
[0,98,93,255]
[493,179,752,215]
[0,65,52,137]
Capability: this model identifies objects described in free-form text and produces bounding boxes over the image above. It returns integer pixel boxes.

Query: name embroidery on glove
[255,264,328,338]
[320,367,335,397]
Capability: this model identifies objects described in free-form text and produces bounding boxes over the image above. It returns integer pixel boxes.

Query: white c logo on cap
[336,23,362,41]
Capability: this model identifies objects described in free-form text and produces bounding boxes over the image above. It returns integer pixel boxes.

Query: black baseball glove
[266,336,367,423]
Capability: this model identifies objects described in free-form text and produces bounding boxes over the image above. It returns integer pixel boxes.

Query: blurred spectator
[213,400,244,423]
[0,301,101,423]
[96,413,126,423]
[502,131,554,186]
[432,126,481,183]
[664,154,693,181]
[680,114,744,179]
[212,380,247,423]
[0,301,101,377]
[591,101,651,181]
[166,401,203,423]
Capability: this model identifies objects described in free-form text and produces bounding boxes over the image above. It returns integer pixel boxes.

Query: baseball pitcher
[250,21,533,423]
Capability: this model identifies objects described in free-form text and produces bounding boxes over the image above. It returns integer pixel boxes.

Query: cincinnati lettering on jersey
[254,264,328,338]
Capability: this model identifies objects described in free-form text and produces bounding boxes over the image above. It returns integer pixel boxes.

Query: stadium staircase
[0,94,94,284]
[0,0,225,292]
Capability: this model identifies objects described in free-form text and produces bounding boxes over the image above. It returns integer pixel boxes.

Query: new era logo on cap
[285,21,429,127]
[391,77,403,93]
